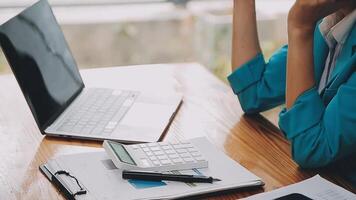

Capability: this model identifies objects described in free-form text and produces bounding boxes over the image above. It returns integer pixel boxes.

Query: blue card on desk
[128,179,167,189]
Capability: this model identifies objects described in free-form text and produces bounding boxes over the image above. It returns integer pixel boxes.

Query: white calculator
[103,140,208,172]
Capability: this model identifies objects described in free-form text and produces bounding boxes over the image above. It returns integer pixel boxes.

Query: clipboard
[39,164,87,200]
[39,137,264,200]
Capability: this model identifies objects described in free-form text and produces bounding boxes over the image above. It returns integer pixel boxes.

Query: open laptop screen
[0,0,84,131]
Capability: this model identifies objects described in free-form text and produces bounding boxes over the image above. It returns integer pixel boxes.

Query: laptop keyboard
[57,88,138,136]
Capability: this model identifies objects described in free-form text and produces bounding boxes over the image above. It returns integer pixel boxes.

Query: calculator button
[149,156,157,161]
[146,151,153,156]
[173,144,184,149]
[183,157,194,162]
[141,159,151,167]
[142,147,150,152]
[160,160,171,165]
[150,147,160,151]
[176,149,187,154]
[183,144,194,149]
[168,154,179,159]
[139,144,146,148]
[157,155,168,160]
[165,150,175,154]
[160,145,171,150]
[191,152,201,157]
[194,156,205,161]
[187,147,198,152]
[180,153,190,158]
[152,160,160,166]
[147,143,157,147]
[172,158,183,163]
[154,151,164,156]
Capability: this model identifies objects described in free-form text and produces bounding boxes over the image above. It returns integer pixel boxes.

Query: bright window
[0,0,293,81]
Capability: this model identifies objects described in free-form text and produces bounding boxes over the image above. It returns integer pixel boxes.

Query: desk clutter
[3,1,355,199]
[40,137,264,200]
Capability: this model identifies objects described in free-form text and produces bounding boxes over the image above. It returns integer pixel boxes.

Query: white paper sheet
[244,175,356,200]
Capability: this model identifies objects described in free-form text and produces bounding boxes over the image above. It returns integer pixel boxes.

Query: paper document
[41,137,263,200]
[244,175,356,200]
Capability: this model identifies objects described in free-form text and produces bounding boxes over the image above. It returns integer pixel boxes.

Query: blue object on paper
[128,179,167,189]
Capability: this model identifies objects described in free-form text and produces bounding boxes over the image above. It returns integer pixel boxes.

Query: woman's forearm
[285,0,354,108]
[232,0,261,71]
[286,28,315,108]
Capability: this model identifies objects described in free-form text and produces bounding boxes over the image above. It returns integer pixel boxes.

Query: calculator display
[109,142,136,165]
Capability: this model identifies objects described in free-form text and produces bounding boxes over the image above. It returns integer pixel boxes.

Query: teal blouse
[228,23,356,169]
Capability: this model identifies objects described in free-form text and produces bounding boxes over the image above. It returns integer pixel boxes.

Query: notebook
[40,137,263,199]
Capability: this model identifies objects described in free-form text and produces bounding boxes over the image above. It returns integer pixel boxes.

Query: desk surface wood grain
[0,63,354,200]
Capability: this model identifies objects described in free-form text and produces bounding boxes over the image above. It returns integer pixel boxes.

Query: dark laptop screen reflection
[0,1,84,130]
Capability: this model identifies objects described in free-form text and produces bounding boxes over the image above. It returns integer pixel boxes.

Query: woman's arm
[280,0,356,167]
[228,0,288,113]
[232,0,261,70]
[279,72,356,168]
[286,24,315,108]
[286,0,353,108]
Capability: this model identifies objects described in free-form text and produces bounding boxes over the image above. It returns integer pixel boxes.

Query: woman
[228,0,356,170]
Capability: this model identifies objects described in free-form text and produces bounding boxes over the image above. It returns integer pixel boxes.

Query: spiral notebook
[40,137,263,200]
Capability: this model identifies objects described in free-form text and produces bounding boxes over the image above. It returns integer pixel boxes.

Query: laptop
[0,0,182,143]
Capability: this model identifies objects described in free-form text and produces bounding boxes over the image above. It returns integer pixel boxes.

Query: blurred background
[0,0,293,82]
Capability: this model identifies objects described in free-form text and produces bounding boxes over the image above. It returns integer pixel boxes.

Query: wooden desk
[0,63,354,199]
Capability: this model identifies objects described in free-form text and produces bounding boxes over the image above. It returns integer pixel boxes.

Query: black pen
[122,170,221,183]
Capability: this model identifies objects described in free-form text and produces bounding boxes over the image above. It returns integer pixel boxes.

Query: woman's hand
[288,0,353,33]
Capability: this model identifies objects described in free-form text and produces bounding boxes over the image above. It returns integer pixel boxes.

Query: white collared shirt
[318,9,356,93]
